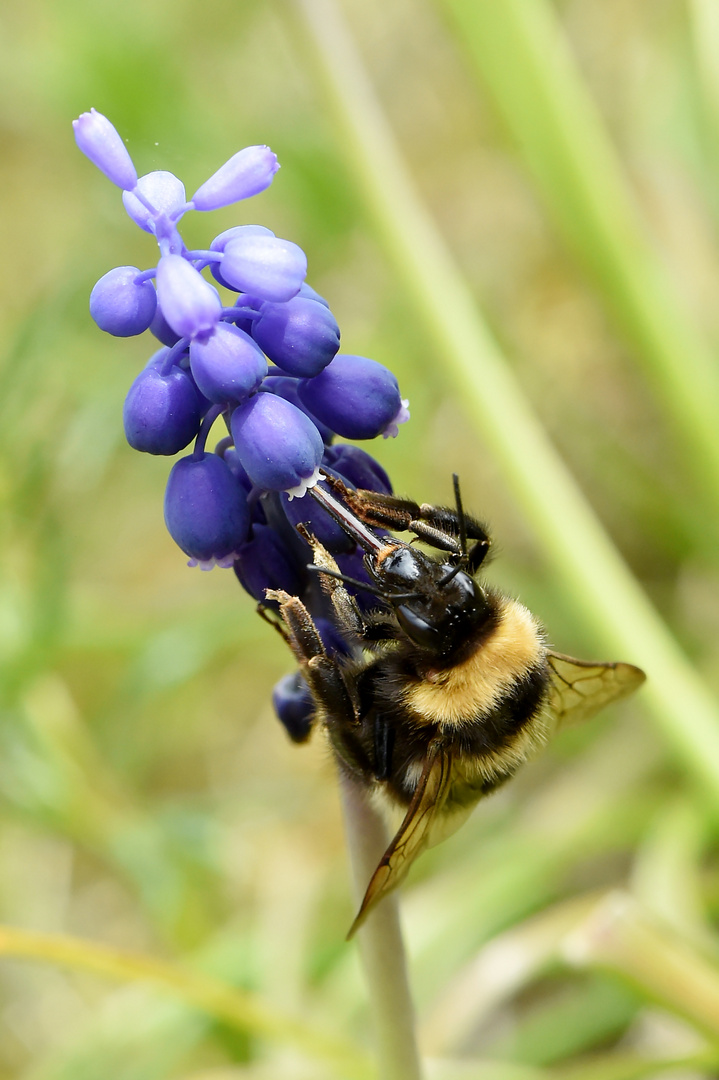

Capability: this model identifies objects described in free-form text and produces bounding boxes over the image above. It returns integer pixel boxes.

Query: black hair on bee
[265,472,645,936]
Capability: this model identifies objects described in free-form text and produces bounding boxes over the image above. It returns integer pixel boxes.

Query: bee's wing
[348,742,452,937]
[546,651,645,729]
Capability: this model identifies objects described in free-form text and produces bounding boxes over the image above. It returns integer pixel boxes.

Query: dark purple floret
[150,304,182,347]
[298,354,407,440]
[90,266,157,337]
[234,522,304,602]
[297,282,330,309]
[272,671,314,743]
[123,364,202,455]
[220,234,307,302]
[189,323,267,404]
[259,375,335,444]
[280,480,357,555]
[230,392,324,494]
[164,452,251,567]
[323,444,393,495]
[218,445,254,493]
[251,294,340,377]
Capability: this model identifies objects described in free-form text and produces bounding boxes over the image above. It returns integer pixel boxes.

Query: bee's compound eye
[395,604,441,649]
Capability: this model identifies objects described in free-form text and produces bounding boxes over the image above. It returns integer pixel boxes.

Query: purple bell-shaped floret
[156,255,222,340]
[280,477,356,555]
[90,266,157,337]
[322,443,392,495]
[123,359,202,455]
[209,225,275,290]
[189,323,267,404]
[190,146,279,211]
[220,234,307,303]
[149,303,182,347]
[164,452,250,568]
[272,671,314,743]
[73,109,138,191]
[297,282,330,308]
[230,392,323,495]
[251,294,340,377]
[123,171,187,232]
[260,376,335,444]
[298,354,408,440]
[234,522,304,603]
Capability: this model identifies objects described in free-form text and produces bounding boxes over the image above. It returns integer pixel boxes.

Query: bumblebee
[266,473,645,935]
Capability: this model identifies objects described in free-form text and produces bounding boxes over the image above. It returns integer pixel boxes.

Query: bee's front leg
[320,472,491,571]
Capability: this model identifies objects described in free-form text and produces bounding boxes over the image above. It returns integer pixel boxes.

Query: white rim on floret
[382,398,411,439]
[187,551,241,571]
[285,465,322,501]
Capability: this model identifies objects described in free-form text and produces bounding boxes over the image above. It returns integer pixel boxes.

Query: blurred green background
[2,0,719,1077]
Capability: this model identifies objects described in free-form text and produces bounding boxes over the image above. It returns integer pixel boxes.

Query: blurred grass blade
[437,0,719,509]
[554,1049,719,1080]
[0,924,370,1076]
[286,0,719,804]
[563,892,719,1043]
[423,891,603,1054]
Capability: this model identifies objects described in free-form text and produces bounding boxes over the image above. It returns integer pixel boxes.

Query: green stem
[0,923,370,1076]
[339,772,424,1080]
[437,0,719,510]
[286,0,719,806]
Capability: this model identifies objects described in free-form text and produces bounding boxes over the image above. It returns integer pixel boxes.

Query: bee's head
[373,545,491,656]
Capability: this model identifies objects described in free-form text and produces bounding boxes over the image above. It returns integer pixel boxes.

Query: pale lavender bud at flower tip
[73,108,138,190]
[123,171,187,232]
[156,255,222,340]
[190,146,280,212]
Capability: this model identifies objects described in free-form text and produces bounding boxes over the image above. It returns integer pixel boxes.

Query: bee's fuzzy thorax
[402,592,547,728]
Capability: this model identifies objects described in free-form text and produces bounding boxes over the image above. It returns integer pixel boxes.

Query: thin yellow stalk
[0,923,370,1077]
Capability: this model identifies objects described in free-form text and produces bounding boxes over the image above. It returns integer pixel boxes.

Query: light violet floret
[230,392,324,493]
[123,172,187,233]
[221,234,307,302]
[190,146,280,211]
[156,255,222,340]
[90,266,157,337]
[73,109,138,191]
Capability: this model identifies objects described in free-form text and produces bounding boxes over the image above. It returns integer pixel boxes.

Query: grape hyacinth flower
[77,111,419,1067]
[76,108,411,699]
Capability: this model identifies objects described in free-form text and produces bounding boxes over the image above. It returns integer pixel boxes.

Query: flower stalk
[339,771,424,1080]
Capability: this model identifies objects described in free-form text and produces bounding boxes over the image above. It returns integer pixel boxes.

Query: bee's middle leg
[265,589,375,779]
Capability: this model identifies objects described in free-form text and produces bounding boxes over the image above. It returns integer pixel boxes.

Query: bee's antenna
[435,474,469,588]
[437,563,463,587]
[306,564,385,596]
[305,565,422,603]
[452,473,468,559]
